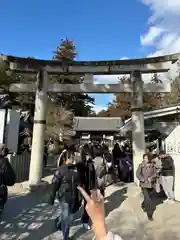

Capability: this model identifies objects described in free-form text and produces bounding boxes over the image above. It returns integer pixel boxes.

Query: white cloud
[94,75,119,84]
[140,0,180,81]
[89,94,115,113]
[89,103,107,113]
[140,0,180,55]
[94,105,107,113]
[142,0,180,23]
[140,26,165,46]
[120,57,129,60]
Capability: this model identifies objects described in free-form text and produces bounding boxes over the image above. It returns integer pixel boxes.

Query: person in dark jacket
[0,144,16,216]
[136,153,157,221]
[80,142,94,162]
[80,143,98,230]
[112,143,126,181]
[158,151,175,202]
[48,149,83,240]
[101,142,109,155]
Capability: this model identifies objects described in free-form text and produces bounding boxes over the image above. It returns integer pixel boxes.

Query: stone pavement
[0,182,180,239]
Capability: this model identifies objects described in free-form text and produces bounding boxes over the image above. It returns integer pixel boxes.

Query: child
[48,149,82,240]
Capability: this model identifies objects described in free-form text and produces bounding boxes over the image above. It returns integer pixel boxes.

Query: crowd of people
[48,140,175,239]
[0,139,175,240]
[48,142,124,240]
[48,141,133,239]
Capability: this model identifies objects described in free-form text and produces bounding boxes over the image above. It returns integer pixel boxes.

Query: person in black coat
[80,143,98,230]
[112,143,125,181]
[48,149,83,240]
[0,144,16,216]
[158,151,175,202]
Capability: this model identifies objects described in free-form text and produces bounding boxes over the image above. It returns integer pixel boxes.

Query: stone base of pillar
[131,110,145,184]
[22,180,51,192]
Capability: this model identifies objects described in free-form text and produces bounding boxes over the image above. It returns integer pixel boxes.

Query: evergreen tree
[50,38,94,116]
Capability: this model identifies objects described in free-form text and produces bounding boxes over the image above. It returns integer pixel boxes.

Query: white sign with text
[165,125,180,201]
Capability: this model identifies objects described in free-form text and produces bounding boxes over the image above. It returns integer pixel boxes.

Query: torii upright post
[131,70,145,183]
[29,70,48,186]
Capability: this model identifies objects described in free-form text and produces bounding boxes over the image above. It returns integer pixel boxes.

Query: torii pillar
[131,70,145,184]
[29,70,48,186]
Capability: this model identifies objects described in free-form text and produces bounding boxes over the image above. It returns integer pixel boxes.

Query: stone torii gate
[1,53,179,186]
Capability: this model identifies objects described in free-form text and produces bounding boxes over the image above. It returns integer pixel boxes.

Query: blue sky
[1,0,180,112]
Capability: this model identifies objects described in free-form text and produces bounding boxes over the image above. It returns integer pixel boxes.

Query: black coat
[49,164,82,205]
[159,154,175,176]
[0,157,16,204]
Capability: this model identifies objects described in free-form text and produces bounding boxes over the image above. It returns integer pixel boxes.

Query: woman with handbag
[136,153,157,221]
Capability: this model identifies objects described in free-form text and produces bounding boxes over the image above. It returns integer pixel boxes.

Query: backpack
[58,166,82,214]
[94,156,106,179]
[93,157,106,190]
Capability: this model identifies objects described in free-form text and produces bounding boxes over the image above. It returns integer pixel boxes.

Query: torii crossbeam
[1,53,179,186]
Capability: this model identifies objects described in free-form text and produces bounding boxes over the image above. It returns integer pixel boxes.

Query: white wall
[5,110,20,153]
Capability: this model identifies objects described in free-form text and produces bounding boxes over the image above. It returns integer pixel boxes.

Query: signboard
[166,125,180,154]
[176,143,180,154]
[165,125,180,201]
[166,142,173,153]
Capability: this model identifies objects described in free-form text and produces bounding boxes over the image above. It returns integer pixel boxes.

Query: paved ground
[0,182,180,239]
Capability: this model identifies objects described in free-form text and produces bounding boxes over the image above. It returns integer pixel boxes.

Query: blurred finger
[91,189,104,202]
[77,186,91,202]
[90,189,98,200]
[96,190,104,201]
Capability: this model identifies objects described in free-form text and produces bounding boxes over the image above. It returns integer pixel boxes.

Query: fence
[8,151,31,183]
[8,152,58,183]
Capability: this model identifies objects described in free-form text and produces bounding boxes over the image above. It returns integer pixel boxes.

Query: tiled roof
[73,117,123,132]
[120,104,180,133]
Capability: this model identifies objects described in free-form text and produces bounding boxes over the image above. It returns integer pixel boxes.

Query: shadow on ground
[1,184,178,240]
[0,191,80,239]
[139,188,167,218]
[152,189,166,217]
[105,186,127,217]
[71,186,128,239]
[0,192,60,239]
